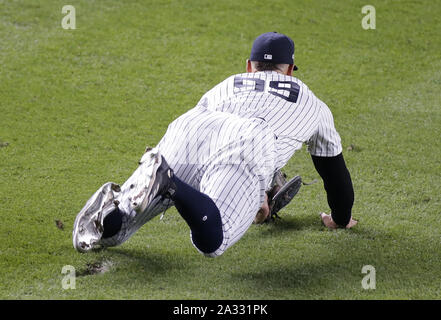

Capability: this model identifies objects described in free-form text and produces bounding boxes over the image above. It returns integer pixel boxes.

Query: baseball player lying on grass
[73,32,357,257]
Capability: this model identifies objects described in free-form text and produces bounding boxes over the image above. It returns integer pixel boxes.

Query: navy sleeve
[311,153,354,227]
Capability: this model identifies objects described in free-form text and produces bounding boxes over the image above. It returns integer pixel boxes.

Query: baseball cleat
[268,175,302,221]
[73,148,176,252]
[72,182,121,253]
[128,149,176,217]
[102,149,176,247]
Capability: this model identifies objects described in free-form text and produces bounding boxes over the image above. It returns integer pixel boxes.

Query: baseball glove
[254,171,302,224]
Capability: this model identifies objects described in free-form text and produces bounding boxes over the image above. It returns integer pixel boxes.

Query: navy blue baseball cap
[249,32,298,70]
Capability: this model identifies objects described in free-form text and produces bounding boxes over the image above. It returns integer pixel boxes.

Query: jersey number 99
[234,76,300,103]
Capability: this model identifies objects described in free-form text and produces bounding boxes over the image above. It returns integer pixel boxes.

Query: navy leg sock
[170,176,224,254]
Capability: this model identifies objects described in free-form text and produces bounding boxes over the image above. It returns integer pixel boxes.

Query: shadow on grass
[229,261,348,297]
[258,214,396,241]
[108,247,189,276]
[255,214,328,237]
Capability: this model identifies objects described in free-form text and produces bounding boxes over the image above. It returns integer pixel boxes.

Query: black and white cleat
[72,182,121,253]
[72,148,176,252]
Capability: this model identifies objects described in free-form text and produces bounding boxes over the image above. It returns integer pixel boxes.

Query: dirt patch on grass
[77,260,114,277]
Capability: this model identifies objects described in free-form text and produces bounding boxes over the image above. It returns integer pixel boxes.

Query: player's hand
[253,194,270,224]
[320,212,358,229]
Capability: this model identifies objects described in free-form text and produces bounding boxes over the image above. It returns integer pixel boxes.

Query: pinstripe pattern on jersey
[198,71,342,167]
[157,107,276,189]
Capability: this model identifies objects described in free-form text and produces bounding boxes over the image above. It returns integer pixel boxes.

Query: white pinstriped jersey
[197,71,343,170]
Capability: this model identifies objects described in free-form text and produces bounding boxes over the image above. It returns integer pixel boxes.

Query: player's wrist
[320,212,340,229]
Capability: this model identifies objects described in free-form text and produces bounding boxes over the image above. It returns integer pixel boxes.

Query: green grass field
[1,0,440,300]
